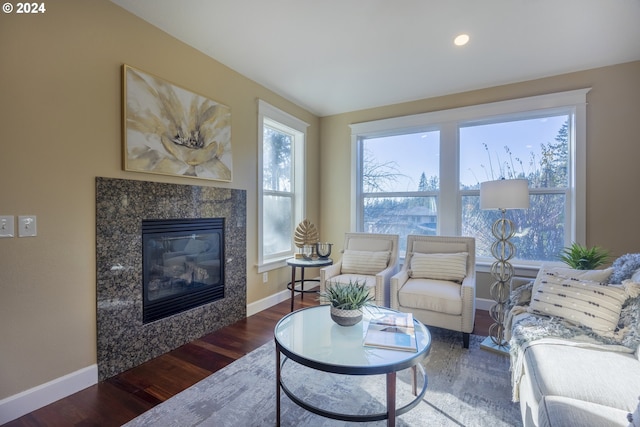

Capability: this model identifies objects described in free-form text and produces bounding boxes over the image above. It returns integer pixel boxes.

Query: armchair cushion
[341,250,390,275]
[409,252,468,282]
[398,278,463,315]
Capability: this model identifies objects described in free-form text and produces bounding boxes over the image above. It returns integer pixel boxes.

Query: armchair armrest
[375,263,400,307]
[319,261,342,295]
[390,269,410,310]
[460,275,476,334]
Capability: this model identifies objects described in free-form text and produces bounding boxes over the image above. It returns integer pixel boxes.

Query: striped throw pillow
[529,273,629,337]
[341,250,390,275]
[409,252,468,282]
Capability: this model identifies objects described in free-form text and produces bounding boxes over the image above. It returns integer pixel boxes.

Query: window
[258,100,308,271]
[350,89,589,265]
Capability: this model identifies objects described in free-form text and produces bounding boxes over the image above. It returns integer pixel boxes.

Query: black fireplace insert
[142,218,225,323]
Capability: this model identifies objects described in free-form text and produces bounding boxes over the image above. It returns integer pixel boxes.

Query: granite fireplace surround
[96,177,247,380]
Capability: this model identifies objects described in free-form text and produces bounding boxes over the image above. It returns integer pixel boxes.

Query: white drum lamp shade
[480,179,530,211]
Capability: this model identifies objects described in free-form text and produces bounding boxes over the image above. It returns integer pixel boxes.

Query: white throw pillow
[532,266,614,296]
[529,273,628,337]
[341,250,390,275]
[409,252,468,282]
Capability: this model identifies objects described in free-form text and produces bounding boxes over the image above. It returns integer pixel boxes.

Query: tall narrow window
[258,100,308,271]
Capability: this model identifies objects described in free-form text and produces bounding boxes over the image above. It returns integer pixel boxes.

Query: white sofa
[507,265,640,427]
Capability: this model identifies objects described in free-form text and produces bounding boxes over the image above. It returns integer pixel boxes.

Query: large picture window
[258,100,308,271]
[351,89,589,265]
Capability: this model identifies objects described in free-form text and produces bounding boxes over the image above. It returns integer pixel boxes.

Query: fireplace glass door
[142,218,224,323]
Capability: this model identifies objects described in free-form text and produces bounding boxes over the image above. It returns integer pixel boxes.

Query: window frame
[257,100,309,272]
[350,89,590,269]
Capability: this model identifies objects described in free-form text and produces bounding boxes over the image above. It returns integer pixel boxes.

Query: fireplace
[97,177,246,380]
[142,218,225,323]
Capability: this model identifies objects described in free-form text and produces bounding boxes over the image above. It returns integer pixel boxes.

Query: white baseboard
[475,298,494,312]
[0,364,98,424]
[246,288,293,316]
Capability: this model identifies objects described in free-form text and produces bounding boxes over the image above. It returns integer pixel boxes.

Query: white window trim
[349,88,590,265]
[257,100,309,272]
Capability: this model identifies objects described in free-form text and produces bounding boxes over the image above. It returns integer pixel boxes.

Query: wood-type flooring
[5,291,492,426]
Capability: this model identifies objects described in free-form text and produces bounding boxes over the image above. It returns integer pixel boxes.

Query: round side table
[286,257,333,311]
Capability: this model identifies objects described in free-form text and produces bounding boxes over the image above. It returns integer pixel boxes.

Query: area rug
[124,329,521,426]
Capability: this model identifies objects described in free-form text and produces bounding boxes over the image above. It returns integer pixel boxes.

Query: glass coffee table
[274,305,431,426]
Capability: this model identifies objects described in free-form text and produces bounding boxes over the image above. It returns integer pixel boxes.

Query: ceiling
[112,0,640,117]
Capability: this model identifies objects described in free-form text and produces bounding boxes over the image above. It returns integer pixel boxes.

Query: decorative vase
[330,306,363,326]
[301,244,314,259]
[316,242,333,259]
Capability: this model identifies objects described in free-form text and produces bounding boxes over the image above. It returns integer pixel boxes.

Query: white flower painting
[123,65,232,181]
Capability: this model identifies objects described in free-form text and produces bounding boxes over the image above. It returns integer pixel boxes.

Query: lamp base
[480,336,510,356]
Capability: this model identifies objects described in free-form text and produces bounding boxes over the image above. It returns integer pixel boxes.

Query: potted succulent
[319,280,374,326]
[558,242,611,270]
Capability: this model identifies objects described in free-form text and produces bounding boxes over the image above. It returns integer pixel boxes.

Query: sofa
[507,260,640,427]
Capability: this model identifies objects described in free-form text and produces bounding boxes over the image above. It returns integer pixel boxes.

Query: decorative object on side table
[558,242,611,270]
[319,280,374,326]
[316,242,333,259]
[479,178,529,355]
[294,219,319,259]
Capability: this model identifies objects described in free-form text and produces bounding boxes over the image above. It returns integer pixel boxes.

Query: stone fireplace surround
[96,177,247,380]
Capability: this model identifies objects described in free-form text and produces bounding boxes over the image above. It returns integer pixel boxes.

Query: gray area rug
[124,328,521,426]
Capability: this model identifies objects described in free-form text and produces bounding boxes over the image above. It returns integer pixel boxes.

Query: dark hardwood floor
[4,293,491,427]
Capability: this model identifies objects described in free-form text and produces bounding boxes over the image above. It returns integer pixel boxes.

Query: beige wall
[2,0,639,404]
[320,61,640,298]
[0,0,319,399]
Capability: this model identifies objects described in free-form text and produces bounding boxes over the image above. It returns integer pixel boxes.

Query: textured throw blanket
[507,281,640,402]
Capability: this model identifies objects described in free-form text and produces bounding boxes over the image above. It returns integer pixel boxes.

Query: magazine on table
[363,312,417,352]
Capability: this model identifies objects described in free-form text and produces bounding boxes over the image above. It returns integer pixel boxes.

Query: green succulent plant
[558,242,611,270]
[319,280,374,310]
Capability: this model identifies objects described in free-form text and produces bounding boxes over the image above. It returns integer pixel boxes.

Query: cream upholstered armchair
[320,233,399,307]
[391,235,476,348]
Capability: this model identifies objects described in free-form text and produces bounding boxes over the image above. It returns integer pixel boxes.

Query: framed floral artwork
[122,65,232,181]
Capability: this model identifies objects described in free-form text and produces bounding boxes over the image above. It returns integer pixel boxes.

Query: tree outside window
[353,90,587,264]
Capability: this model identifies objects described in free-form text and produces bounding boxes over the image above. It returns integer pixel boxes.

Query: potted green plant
[319,280,374,326]
[558,242,611,270]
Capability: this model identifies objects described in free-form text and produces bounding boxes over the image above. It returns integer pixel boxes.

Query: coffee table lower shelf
[276,354,428,425]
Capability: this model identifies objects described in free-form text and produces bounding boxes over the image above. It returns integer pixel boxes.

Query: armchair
[320,233,399,307]
[391,235,476,348]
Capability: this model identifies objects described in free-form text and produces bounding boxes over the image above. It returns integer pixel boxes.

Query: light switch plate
[18,215,37,237]
[0,216,15,238]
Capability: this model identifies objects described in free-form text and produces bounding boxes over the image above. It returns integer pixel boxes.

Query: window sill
[256,258,289,273]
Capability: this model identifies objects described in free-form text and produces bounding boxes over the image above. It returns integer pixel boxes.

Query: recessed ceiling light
[454,34,470,46]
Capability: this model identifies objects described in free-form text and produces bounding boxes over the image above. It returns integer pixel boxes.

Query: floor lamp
[479,178,529,355]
